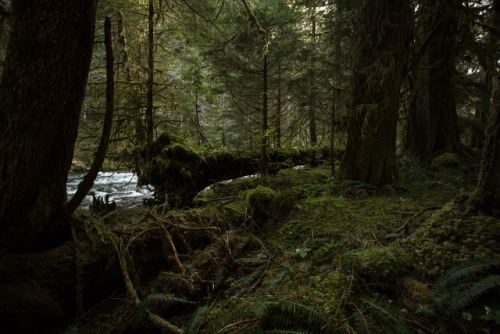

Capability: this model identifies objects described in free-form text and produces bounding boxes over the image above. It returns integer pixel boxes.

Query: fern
[255,300,332,333]
[360,298,413,334]
[131,293,194,329]
[225,268,264,296]
[264,262,297,294]
[436,258,500,289]
[186,306,209,334]
[213,266,226,290]
[435,258,500,314]
[352,308,375,334]
[157,272,199,292]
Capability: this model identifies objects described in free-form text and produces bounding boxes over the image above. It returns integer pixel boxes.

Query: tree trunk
[260,54,269,175]
[469,1,500,214]
[309,17,317,147]
[60,17,115,221]
[276,64,282,148]
[338,0,411,185]
[469,74,500,214]
[404,0,461,161]
[0,0,97,252]
[146,0,155,163]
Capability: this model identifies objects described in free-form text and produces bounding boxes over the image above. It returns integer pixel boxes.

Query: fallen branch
[158,223,187,276]
[394,206,441,234]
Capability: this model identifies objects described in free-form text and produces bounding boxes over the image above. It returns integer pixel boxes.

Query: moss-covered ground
[63,158,499,334]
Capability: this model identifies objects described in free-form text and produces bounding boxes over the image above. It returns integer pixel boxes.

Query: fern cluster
[435,258,500,314]
[254,300,334,333]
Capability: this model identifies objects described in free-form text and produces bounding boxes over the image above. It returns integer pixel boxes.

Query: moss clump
[352,245,412,289]
[402,201,500,278]
[244,186,278,221]
[394,277,434,312]
[430,152,462,171]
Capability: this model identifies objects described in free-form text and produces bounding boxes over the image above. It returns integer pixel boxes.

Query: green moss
[402,201,500,277]
[352,245,412,289]
[244,185,278,221]
[430,152,462,171]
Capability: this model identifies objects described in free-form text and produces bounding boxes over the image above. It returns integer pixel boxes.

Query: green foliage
[352,246,412,289]
[131,293,194,329]
[244,185,278,221]
[403,202,500,277]
[435,258,500,315]
[255,300,334,333]
[186,306,210,334]
[357,298,414,334]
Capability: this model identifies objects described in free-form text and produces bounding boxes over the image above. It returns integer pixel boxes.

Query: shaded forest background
[0,0,499,333]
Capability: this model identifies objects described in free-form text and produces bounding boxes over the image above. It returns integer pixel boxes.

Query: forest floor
[61,155,500,333]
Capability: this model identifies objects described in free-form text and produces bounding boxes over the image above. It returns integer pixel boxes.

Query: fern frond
[186,306,209,334]
[435,258,500,314]
[257,301,332,333]
[264,330,312,334]
[436,258,500,289]
[157,272,199,292]
[361,298,413,334]
[131,293,194,329]
[213,266,226,290]
[225,269,263,296]
[352,308,375,334]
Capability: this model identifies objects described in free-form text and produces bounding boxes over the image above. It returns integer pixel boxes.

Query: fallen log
[139,133,342,207]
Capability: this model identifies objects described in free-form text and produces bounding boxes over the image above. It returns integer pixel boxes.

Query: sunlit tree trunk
[0,0,97,251]
[338,0,411,185]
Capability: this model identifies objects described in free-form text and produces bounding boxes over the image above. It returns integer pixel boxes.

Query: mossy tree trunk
[338,0,411,185]
[0,0,97,252]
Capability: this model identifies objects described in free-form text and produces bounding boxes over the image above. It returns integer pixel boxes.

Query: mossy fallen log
[139,133,341,207]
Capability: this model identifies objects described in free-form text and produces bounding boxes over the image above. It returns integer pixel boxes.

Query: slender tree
[0,0,97,251]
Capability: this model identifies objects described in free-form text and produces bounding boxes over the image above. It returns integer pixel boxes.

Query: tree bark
[60,16,115,220]
[146,0,155,163]
[404,0,461,161]
[469,1,500,214]
[260,54,269,175]
[0,0,97,252]
[338,0,411,185]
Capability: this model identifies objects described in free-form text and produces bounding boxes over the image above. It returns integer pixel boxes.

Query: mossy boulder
[352,245,413,289]
[244,186,278,221]
[394,277,434,312]
[430,152,462,171]
[401,201,500,278]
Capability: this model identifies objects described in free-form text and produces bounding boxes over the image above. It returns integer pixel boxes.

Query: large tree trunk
[0,0,97,252]
[468,1,500,214]
[338,0,411,185]
[404,0,461,161]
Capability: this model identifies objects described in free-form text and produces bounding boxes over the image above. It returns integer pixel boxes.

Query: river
[66,171,154,209]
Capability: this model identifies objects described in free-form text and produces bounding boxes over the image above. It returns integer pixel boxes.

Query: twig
[394,206,441,234]
[158,223,187,276]
[217,318,258,333]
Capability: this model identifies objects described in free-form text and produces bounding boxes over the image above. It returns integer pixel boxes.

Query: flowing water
[66,171,154,209]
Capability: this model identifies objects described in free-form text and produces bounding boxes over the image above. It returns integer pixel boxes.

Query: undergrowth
[67,163,498,333]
